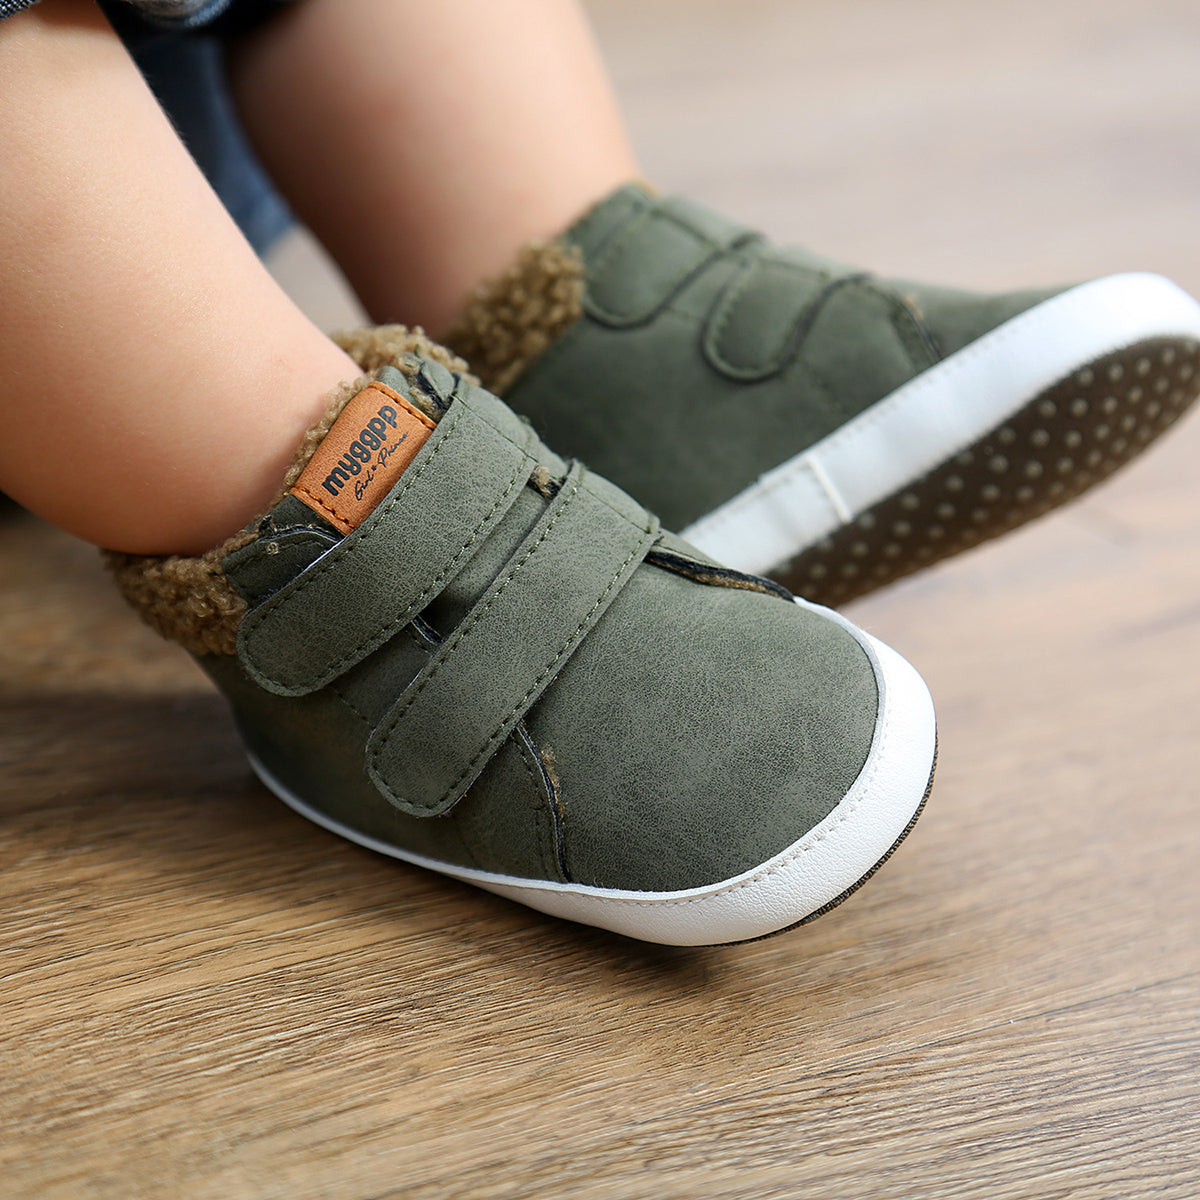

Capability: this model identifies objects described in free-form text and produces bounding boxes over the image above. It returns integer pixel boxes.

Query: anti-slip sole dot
[778,336,1200,607]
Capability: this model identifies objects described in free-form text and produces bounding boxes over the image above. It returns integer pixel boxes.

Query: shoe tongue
[289,362,443,535]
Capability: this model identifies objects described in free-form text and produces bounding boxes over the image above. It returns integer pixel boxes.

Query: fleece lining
[106,327,470,656]
[441,238,584,396]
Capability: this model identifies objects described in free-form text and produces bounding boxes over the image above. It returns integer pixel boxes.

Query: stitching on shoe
[371,475,588,803]
[106,332,472,658]
[686,289,1060,542]
[241,408,532,689]
[703,253,763,376]
[330,623,433,732]
[708,270,870,383]
[324,679,506,871]
[513,722,569,883]
[239,404,466,655]
[703,256,819,381]
[435,515,648,807]
[585,208,725,327]
[330,680,373,731]
[577,185,652,246]
[371,478,652,814]
[287,485,346,527]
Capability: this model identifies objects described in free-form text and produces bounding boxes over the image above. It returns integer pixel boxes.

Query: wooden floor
[3,1,1199,1196]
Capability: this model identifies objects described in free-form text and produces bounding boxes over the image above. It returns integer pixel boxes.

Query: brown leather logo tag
[290,380,435,533]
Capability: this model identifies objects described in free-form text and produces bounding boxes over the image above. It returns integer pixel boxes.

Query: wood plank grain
[4,1,1200,1196]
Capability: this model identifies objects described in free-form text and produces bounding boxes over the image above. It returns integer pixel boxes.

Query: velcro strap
[583,195,755,328]
[237,385,537,696]
[703,248,862,381]
[366,462,659,818]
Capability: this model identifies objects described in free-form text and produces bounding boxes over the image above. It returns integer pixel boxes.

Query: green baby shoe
[445,184,1200,606]
[110,330,936,946]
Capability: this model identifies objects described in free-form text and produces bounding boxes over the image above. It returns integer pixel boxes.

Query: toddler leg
[0,0,359,553]
[228,0,639,332]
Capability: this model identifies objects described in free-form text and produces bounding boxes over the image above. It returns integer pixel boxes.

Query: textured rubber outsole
[680,274,1200,603]
[783,335,1200,606]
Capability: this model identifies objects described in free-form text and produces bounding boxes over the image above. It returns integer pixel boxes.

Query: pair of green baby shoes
[112,186,1200,946]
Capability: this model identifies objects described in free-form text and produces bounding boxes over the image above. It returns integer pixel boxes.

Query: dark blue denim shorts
[2,0,297,254]
[0,0,289,36]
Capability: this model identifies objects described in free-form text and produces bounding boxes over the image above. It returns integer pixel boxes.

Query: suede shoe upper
[202,356,882,894]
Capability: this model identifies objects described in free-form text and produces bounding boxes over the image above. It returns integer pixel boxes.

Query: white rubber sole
[680,273,1200,575]
[248,603,936,947]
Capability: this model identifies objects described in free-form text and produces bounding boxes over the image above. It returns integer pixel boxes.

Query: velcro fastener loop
[703,248,863,381]
[237,384,538,696]
[582,195,755,328]
[366,461,660,818]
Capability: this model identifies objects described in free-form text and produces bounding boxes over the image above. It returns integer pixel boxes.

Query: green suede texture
[366,461,659,818]
[880,277,1057,359]
[503,185,1062,534]
[237,377,541,697]
[524,575,878,891]
[207,356,881,892]
[202,652,564,881]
